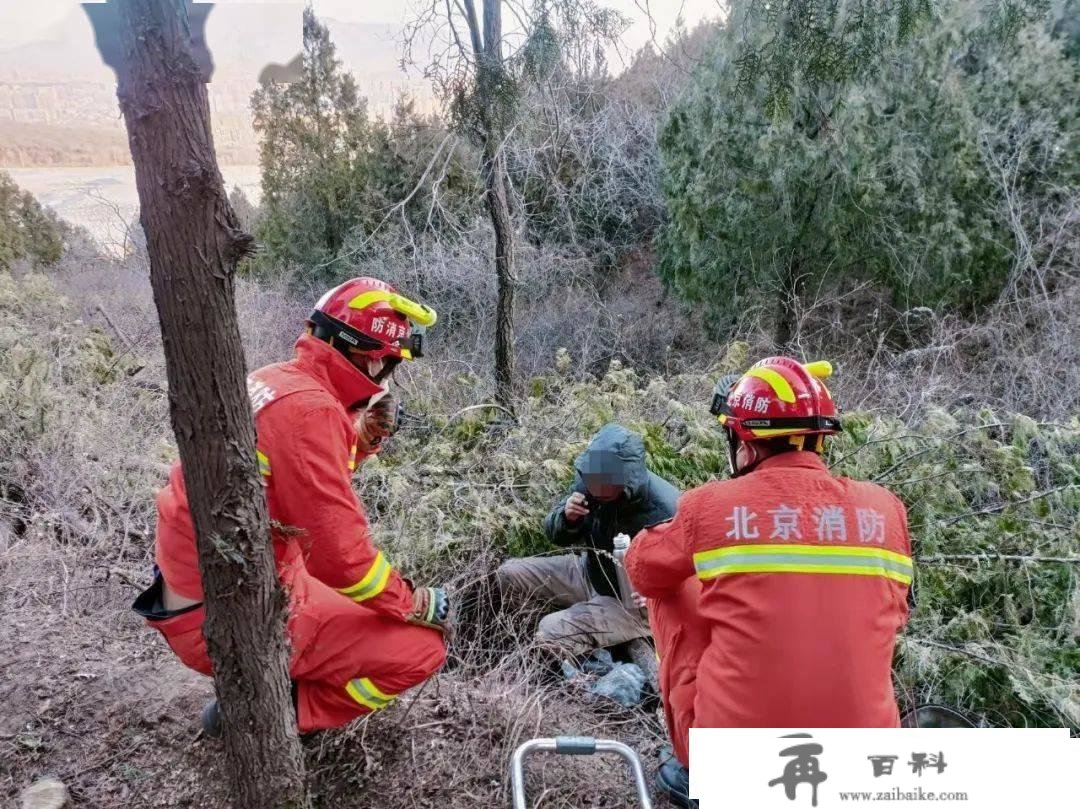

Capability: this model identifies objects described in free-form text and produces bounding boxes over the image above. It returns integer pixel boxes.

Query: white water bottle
[612,533,644,615]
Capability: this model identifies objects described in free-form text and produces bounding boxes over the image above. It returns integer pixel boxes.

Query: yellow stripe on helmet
[347,290,438,328]
[745,367,796,403]
[748,427,804,438]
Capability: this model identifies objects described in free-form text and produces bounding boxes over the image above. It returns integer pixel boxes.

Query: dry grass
[0,538,665,808]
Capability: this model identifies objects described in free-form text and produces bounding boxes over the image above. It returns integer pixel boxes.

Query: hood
[574,423,649,500]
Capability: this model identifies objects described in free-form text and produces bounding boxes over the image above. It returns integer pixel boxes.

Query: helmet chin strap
[728,433,826,476]
[727,431,756,477]
[346,356,401,411]
[372,357,400,383]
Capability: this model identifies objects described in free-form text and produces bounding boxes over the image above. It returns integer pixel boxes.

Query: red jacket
[626,451,911,728]
[155,334,414,620]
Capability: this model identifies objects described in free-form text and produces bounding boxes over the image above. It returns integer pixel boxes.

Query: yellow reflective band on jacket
[345,677,397,711]
[256,450,271,477]
[348,443,358,471]
[337,552,392,602]
[693,544,913,585]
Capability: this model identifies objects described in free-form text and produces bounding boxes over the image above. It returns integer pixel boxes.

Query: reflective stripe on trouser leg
[344,677,398,711]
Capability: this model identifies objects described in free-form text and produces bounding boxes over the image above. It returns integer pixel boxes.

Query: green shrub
[250,9,477,280]
[0,272,165,549]
[657,2,1080,340]
[0,172,66,270]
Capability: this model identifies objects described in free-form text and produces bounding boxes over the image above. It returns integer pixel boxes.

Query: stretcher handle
[555,736,596,755]
[510,736,653,809]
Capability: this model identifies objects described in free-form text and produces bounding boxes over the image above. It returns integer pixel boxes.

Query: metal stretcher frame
[509,736,653,809]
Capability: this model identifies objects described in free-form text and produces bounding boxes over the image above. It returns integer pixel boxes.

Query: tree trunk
[775,260,805,348]
[775,264,798,347]
[476,0,516,412]
[113,1,308,805]
[484,145,517,412]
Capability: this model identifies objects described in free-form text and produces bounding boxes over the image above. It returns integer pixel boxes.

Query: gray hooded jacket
[542,423,680,599]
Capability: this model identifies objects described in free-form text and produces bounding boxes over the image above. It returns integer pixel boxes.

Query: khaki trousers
[496,554,651,656]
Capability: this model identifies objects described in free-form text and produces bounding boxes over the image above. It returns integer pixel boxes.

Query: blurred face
[585,482,623,503]
[346,349,391,382]
[735,441,758,474]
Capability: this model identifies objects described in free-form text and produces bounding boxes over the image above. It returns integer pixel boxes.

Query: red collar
[292,333,385,411]
[754,451,829,473]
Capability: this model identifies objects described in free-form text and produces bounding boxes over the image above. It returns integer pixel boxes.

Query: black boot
[201,698,222,738]
[202,682,300,739]
[656,754,697,808]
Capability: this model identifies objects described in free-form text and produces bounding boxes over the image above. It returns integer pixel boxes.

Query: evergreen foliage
[0,172,66,270]
[657,1,1080,340]
[250,9,477,280]
[730,0,1055,114]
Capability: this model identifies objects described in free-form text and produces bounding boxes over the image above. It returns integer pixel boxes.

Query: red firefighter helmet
[710,357,842,444]
[308,277,437,363]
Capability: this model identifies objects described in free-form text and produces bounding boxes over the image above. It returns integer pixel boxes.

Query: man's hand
[357,393,399,454]
[564,492,590,524]
[409,586,452,638]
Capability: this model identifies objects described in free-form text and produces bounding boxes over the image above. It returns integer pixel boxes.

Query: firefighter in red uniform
[626,358,913,808]
[133,277,450,734]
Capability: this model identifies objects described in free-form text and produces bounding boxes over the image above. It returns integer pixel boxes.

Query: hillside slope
[1,267,1077,806]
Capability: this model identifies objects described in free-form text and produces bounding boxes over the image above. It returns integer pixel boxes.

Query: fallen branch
[93,304,136,352]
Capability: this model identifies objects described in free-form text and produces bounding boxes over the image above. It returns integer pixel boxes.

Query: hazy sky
[1,0,726,68]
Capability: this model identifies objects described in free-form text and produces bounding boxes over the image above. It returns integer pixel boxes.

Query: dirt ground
[1,541,667,808]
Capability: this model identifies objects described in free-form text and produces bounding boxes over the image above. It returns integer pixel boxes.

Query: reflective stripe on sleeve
[345,677,397,711]
[256,450,271,477]
[337,551,392,602]
[693,544,913,585]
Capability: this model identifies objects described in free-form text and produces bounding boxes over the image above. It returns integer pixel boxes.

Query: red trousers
[144,553,446,732]
[648,576,708,768]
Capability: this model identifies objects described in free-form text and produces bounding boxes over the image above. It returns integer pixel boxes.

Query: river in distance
[5,165,262,255]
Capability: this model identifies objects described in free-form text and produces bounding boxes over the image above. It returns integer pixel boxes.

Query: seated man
[627,358,913,808]
[497,423,679,656]
[133,277,450,734]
